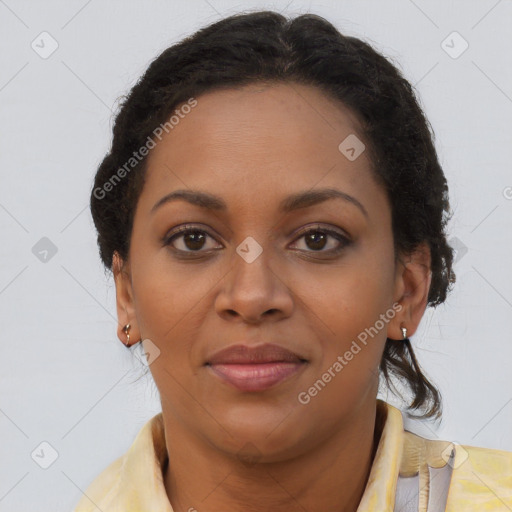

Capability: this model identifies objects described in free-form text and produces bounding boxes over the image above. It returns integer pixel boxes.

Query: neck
[162,400,386,512]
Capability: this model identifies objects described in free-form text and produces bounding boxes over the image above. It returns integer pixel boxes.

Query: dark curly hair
[90,10,456,421]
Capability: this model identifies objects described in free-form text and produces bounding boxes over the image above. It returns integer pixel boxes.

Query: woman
[74,10,512,512]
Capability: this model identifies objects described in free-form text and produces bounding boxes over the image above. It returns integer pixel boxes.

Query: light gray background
[1,1,511,511]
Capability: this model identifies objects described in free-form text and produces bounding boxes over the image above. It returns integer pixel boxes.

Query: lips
[206,343,306,365]
[205,344,308,392]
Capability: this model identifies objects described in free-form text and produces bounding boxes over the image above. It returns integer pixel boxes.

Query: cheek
[301,248,394,344]
[295,245,395,404]
[294,264,390,424]
[130,244,215,334]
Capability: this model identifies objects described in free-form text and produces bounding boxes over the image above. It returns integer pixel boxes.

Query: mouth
[205,343,308,392]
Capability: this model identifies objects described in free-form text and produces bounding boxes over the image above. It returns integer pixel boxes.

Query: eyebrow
[150,187,369,218]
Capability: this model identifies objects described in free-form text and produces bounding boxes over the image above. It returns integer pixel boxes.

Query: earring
[123,324,131,347]
[401,326,408,340]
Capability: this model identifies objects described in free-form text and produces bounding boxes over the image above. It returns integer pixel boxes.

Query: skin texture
[113,82,431,512]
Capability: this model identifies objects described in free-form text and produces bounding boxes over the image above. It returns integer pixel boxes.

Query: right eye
[163,224,222,254]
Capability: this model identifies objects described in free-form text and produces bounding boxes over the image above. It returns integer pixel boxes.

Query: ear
[112,251,140,345]
[388,242,432,340]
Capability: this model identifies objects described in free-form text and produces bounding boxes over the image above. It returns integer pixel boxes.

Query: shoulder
[448,441,512,510]
[71,413,169,512]
[72,454,124,512]
[402,429,512,510]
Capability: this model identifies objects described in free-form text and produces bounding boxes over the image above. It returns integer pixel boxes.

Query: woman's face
[114,82,430,461]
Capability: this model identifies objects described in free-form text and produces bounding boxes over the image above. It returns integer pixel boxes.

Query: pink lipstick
[205,343,307,392]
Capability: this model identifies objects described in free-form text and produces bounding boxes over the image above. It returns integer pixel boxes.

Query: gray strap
[426,447,455,512]
[394,447,455,512]
[394,473,420,512]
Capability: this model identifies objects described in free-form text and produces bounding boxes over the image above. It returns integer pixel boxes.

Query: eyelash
[162,223,352,258]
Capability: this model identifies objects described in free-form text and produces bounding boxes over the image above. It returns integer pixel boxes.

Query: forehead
[139,82,383,217]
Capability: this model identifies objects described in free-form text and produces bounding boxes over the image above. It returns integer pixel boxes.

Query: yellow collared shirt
[73,400,512,511]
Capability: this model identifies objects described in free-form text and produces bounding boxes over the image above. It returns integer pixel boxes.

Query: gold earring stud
[123,324,131,346]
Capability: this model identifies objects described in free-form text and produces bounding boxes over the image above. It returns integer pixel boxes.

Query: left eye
[290,226,350,253]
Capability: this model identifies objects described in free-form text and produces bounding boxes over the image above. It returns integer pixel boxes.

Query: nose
[214,241,294,324]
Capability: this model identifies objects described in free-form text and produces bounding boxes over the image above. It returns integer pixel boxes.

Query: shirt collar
[111,399,405,511]
[356,399,404,511]
[115,411,173,511]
